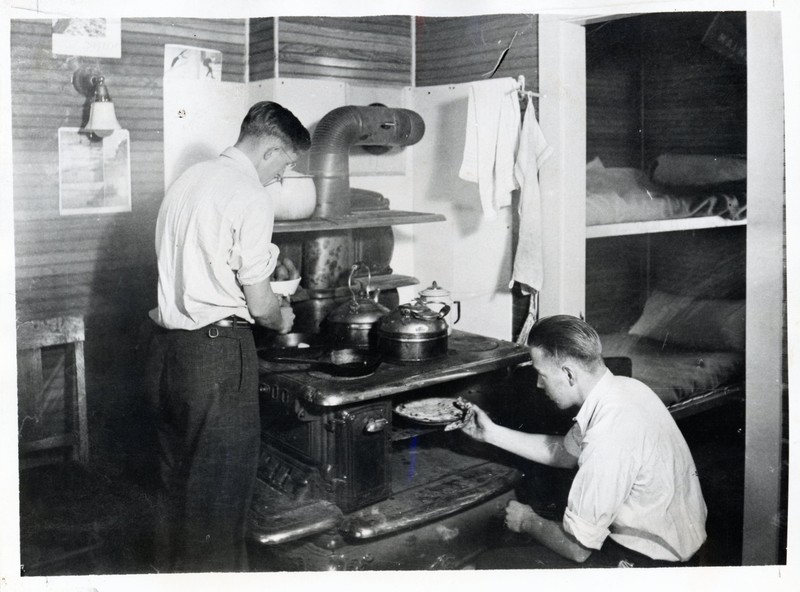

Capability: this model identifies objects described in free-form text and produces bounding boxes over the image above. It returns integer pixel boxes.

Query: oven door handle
[364,417,389,433]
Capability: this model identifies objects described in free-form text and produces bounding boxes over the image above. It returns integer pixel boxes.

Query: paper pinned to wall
[51,18,121,58]
[165,44,223,81]
[58,128,131,215]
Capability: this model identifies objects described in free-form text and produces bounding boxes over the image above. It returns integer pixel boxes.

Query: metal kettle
[323,262,389,351]
[376,300,450,364]
[417,281,461,335]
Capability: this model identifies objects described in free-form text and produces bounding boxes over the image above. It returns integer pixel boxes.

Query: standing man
[144,101,311,572]
[460,315,707,568]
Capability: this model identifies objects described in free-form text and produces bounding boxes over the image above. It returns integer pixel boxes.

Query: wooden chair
[17,315,88,468]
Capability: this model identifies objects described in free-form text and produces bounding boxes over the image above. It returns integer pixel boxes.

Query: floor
[17,401,748,575]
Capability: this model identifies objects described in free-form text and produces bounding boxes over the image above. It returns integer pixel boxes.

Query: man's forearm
[486,425,577,468]
[243,280,286,331]
[520,511,592,564]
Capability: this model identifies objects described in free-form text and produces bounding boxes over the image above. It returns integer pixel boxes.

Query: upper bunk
[585,152,748,238]
[584,13,747,239]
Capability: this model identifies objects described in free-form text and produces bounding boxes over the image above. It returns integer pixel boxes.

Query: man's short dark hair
[238,101,311,152]
[529,315,603,370]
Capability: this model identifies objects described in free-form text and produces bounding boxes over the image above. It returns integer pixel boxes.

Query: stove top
[258,330,531,407]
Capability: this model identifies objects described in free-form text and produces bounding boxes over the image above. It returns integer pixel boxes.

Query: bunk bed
[585,153,747,419]
[580,11,749,421]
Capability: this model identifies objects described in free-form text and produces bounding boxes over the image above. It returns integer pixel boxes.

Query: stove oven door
[324,401,392,513]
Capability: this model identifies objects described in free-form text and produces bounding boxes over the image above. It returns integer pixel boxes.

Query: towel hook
[515,74,542,99]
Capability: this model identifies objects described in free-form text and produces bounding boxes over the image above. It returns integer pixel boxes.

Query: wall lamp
[72,65,122,138]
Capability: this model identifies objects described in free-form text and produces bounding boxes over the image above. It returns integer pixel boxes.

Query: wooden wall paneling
[585,235,648,333]
[641,12,747,162]
[277,16,412,84]
[249,18,275,81]
[585,17,643,167]
[415,15,538,87]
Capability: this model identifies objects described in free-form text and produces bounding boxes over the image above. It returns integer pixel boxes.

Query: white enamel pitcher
[417,281,461,335]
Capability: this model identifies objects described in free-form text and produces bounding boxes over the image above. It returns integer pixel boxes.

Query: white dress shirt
[562,370,708,562]
[150,147,280,330]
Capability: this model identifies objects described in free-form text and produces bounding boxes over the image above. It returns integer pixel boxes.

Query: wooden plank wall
[585,12,746,168]
[11,17,246,466]
[586,18,643,168]
[249,18,275,81]
[642,12,747,162]
[265,16,412,84]
[415,15,538,87]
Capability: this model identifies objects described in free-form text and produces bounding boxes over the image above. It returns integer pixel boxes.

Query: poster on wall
[58,128,132,216]
[164,44,223,81]
[51,18,122,58]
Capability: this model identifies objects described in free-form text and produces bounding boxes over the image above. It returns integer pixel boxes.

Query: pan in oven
[393,396,463,425]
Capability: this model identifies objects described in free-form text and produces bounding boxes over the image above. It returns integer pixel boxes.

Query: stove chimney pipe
[309,105,425,217]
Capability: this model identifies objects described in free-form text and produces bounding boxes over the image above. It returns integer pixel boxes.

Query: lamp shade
[83,101,121,138]
[80,76,121,138]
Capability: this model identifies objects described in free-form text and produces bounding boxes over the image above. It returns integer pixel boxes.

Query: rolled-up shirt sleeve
[562,415,641,550]
[233,197,279,286]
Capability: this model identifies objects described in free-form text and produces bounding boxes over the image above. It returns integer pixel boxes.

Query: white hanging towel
[458,78,521,220]
[510,95,553,295]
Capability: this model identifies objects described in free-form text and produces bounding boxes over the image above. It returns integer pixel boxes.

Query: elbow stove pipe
[309,105,425,217]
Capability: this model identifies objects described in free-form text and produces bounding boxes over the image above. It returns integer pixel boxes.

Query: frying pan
[268,348,382,378]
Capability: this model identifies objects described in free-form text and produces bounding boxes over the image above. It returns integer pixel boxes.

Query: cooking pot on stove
[322,262,389,351]
[376,300,450,363]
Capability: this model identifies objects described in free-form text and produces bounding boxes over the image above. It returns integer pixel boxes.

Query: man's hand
[504,500,537,533]
[277,306,295,334]
[502,499,592,563]
[459,403,496,443]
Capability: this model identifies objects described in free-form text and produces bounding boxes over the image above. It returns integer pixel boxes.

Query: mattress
[600,332,744,407]
[586,157,746,226]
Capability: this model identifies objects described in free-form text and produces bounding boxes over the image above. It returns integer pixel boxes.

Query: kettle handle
[348,262,371,300]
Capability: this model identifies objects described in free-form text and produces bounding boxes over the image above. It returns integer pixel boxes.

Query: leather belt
[211,316,252,329]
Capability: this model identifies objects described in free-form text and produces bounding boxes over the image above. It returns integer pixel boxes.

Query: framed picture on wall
[51,18,122,58]
[58,128,132,216]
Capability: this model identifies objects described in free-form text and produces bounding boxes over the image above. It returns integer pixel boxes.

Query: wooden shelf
[274,210,446,234]
[586,216,746,238]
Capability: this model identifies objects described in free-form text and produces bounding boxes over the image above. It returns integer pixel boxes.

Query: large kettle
[376,300,450,364]
[322,262,389,351]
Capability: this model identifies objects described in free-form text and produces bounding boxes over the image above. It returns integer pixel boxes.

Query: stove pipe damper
[302,105,425,295]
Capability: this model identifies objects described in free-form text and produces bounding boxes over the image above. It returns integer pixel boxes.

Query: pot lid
[419,281,451,298]
[378,302,448,337]
[326,297,389,325]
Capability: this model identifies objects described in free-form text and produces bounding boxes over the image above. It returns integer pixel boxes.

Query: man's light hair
[528,315,604,371]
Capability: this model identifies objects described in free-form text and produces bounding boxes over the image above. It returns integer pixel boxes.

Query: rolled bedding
[648,153,746,187]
